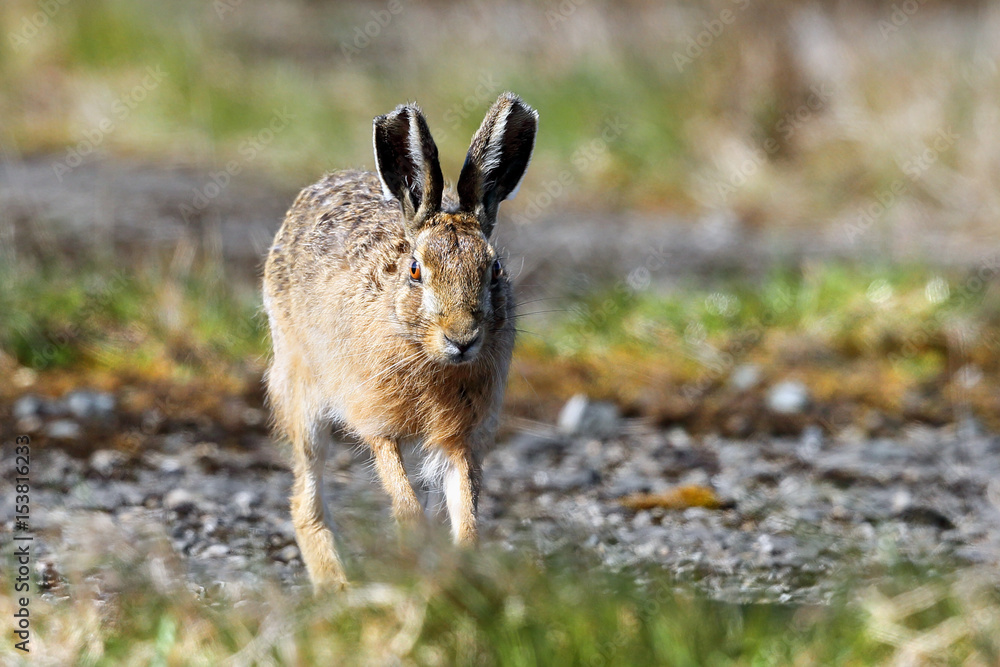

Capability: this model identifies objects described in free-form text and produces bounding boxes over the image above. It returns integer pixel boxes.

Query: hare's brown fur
[263,94,537,590]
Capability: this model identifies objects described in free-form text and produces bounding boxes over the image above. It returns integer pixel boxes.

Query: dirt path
[2,157,991,291]
[4,409,998,604]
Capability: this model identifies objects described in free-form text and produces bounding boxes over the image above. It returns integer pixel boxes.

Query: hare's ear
[373,104,444,232]
[457,92,537,237]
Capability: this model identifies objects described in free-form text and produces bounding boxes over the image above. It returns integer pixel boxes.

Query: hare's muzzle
[440,328,483,364]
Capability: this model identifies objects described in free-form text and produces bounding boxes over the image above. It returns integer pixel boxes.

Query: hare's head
[373,93,537,365]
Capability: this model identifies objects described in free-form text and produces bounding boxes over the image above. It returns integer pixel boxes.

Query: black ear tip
[499,92,538,123]
[375,104,420,128]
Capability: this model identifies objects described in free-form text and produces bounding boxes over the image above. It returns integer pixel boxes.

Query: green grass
[3,257,999,431]
[548,263,989,354]
[0,259,265,378]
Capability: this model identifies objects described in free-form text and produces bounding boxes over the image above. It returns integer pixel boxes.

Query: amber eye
[409,259,422,282]
[491,259,503,283]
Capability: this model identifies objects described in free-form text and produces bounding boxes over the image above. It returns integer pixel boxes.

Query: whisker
[513,308,571,317]
[513,296,562,308]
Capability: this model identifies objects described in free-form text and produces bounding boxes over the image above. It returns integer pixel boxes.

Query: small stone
[12,367,38,388]
[766,381,810,414]
[729,364,762,391]
[45,420,82,440]
[13,395,43,420]
[158,457,184,474]
[275,544,300,563]
[231,491,258,515]
[557,394,620,438]
[242,407,265,427]
[201,544,230,558]
[164,488,198,513]
[797,426,823,459]
[89,449,126,476]
[891,489,912,513]
[15,416,43,434]
[66,390,116,421]
[666,427,691,449]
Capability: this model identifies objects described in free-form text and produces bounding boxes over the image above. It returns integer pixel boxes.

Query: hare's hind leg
[267,352,347,591]
[289,423,348,591]
[367,436,423,526]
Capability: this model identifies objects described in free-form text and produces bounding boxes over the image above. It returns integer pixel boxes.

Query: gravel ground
[4,393,1000,605]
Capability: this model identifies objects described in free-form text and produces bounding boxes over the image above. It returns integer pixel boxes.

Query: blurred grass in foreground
[2,257,999,437]
[1,543,998,665]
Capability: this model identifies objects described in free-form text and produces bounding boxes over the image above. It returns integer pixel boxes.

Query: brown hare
[263,93,537,591]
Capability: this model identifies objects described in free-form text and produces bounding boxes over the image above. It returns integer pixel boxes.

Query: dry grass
[2,534,998,666]
[1,0,999,244]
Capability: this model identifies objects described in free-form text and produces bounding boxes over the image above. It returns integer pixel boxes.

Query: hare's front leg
[289,426,348,592]
[368,436,424,525]
[443,449,482,545]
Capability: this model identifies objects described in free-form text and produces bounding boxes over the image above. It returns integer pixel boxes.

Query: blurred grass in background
[2,0,999,231]
[2,0,1000,432]
[3,256,999,438]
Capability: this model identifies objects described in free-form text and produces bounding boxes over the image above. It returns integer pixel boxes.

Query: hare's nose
[444,332,481,355]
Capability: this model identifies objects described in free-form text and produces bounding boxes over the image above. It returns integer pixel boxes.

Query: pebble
[766,381,810,414]
[231,491,258,515]
[729,364,762,391]
[89,450,127,477]
[201,544,230,558]
[275,544,300,563]
[557,394,620,438]
[65,390,116,421]
[45,419,82,440]
[164,488,198,513]
[13,394,42,420]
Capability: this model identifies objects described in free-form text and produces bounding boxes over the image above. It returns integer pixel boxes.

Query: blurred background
[3,0,1000,435]
[3,0,1000,663]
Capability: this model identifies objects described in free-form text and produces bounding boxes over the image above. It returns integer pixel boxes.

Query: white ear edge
[373,120,394,200]
[407,108,426,195]
[480,105,509,178]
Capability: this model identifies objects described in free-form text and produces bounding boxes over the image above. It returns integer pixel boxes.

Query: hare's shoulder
[289,170,410,263]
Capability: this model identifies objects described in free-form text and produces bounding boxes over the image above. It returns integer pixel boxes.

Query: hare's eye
[409,259,422,282]
[491,259,503,283]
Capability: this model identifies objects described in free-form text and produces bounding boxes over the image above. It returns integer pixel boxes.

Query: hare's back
[265,170,408,299]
